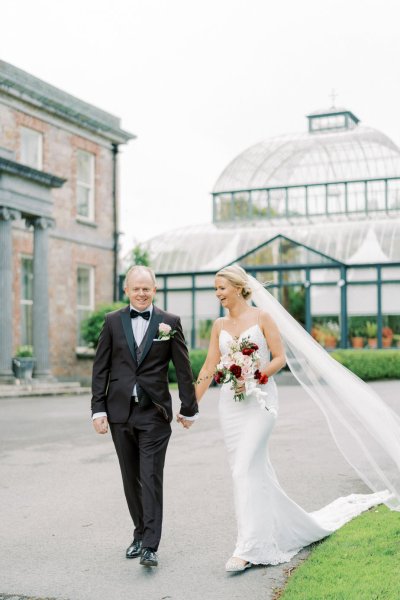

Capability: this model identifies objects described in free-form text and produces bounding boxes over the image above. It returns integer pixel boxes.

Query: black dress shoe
[140,548,158,567]
[126,539,142,559]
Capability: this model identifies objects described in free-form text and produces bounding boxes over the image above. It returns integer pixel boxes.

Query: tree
[129,243,150,267]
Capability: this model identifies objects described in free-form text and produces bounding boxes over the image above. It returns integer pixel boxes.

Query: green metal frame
[213,176,400,223]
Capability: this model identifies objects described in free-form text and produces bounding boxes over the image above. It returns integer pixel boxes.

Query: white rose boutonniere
[157,323,177,340]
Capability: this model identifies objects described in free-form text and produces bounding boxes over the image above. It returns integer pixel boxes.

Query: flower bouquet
[214,335,268,402]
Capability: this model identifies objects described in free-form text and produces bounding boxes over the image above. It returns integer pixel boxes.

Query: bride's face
[215,276,241,310]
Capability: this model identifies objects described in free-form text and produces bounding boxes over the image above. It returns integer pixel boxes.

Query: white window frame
[20,126,43,170]
[76,265,95,350]
[76,149,95,222]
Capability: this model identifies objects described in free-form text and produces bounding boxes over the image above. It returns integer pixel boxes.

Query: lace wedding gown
[219,323,387,566]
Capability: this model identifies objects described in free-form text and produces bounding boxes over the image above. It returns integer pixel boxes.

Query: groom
[91,265,198,567]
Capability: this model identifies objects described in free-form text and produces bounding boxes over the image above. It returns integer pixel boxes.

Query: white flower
[159,323,171,334]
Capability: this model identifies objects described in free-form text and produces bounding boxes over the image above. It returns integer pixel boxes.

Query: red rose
[259,374,269,385]
[242,347,255,355]
[214,370,225,384]
[254,369,261,380]
[242,343,259,355]
[229,364,242,378]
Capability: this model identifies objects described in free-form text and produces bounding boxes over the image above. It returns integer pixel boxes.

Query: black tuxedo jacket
[91,304,198,423]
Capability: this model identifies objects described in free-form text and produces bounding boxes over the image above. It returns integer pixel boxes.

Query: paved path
[0,380,399,600]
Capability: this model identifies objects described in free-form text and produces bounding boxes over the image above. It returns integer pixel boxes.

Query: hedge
[81,303,126,348]
[168,349,207,383]
[331,349,400,381]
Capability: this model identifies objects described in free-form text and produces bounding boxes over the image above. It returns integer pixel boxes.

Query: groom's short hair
[124,265,157,288]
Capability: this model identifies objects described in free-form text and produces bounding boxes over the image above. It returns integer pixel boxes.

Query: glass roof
[145,219,400,273]
[213,124,400,194]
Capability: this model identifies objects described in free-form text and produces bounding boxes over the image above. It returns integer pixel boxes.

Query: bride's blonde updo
[216,265,252,300]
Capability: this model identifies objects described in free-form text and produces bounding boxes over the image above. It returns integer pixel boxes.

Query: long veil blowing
[248,274,400,510]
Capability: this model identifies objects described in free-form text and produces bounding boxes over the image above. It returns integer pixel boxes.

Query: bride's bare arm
[260,311,286,376]
[195,319,222,402]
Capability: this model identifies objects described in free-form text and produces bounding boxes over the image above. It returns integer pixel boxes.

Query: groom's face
[125,271,157,311]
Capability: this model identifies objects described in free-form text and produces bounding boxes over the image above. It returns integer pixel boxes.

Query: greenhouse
[145,107,400,350]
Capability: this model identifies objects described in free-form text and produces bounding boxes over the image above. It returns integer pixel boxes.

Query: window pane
[76,150,94,219]
[20,257,33,346]
[20,127,42,169]
[77,267,90,305]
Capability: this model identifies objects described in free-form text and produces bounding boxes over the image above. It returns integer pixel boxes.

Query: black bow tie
[130,309,151,321]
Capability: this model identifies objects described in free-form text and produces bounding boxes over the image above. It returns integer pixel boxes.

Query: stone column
[0,207,21,382]
[26,216,55,380]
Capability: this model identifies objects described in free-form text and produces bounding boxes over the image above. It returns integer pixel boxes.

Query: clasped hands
[176,414,194,429]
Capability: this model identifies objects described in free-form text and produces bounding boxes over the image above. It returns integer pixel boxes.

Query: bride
[193,265,400,573]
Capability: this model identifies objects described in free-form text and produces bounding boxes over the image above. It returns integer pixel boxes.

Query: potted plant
[365,321,378,348]
[321,321,340,350]
[382,326,393,348]
[349,324,365,348]
[12,345,35,380]
[393,334,400,348]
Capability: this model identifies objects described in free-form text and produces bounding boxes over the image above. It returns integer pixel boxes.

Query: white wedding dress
[219,323,387,566]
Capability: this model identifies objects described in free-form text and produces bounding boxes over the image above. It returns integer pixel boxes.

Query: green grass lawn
[275,505,400,600]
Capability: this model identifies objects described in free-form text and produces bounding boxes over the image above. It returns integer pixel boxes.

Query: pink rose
[159,323,171,334]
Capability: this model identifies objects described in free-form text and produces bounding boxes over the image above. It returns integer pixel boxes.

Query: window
[20,127,43,169]
[77,150,95,221]
[21,257,33,346]
[77,266,95,347]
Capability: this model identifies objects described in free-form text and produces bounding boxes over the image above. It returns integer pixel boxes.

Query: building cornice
[0,157,66,188]
[0,61,136,145]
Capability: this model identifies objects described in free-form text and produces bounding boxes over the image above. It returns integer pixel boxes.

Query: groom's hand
[93,416,109,434]
[176,415,194,429]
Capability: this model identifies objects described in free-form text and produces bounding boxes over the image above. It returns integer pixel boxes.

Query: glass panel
[347,267,377,282]
[195,274,216,287]
[77,266,94,346]
[347,284,377,315]
[367,180,385,212]
[77,267,90,305]
[307,185,326,215]
[164,276,192,289]
[388,180,400,210]
[311,316,341,349]
[381,267,400,281]
[287,188,306,217]
[20,257,33,346]
[310,268,340,283]
[269,189,286,217]
[233,192,250,219]
[214,194,231,221]
[327,183,345,214]
[382,284,400,314]
[77,186,90,217]
[20,127,42,169]
[347,182,366,213]
[280,285,305,325]
[77,150,94,219]
[195,290,220,348]
[311,285,340,316]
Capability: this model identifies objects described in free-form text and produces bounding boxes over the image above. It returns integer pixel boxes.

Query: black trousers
[110,399,171,551]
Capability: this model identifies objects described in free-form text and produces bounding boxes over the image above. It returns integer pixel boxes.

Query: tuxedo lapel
[138,306,163,366]
[120,306,138,364]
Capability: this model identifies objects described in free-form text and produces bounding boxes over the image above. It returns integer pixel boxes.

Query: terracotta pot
[368,338,377,349]
[351,337,364,348]
[324,335,337,349]
[382,336,393,348]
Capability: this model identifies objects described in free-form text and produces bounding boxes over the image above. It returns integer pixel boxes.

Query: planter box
[12,357,35,380]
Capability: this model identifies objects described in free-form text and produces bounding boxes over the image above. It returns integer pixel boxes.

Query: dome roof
[214,122,400,193]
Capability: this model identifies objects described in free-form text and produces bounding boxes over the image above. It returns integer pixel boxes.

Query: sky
[2,0,400,253]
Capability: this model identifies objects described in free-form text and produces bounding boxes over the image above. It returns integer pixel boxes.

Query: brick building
[0,61,134,383]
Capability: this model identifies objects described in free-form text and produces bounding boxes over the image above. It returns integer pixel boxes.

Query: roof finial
[330,88,338,108]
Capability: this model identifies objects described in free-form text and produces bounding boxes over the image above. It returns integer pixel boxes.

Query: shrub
[81,303,126,348]
[168,349,207,383]
[331,349,400,381]
[15,345,34,357]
